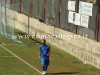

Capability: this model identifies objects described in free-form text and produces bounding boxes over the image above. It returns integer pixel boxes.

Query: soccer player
[39,39,51,75]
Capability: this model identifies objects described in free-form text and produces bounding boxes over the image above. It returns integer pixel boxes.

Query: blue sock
[43,65,48,71]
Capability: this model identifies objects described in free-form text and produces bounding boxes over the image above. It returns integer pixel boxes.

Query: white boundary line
[0,44,42,75]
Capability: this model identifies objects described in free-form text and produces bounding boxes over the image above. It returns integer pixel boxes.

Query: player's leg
[44,58,49,74]
[45,65,48,71]
[45,58,49,71]
[41,58,50,74]
[41,58,46,74]
[42,61,46,71]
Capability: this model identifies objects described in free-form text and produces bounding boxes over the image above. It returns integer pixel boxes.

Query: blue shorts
[41,58,49,65]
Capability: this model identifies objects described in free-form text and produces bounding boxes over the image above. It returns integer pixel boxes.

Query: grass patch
[0,29,100,75]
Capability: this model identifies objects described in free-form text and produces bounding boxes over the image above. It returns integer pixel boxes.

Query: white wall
[6,9,100,69]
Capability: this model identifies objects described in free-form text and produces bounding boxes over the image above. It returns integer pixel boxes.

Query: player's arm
[48,50,51,56]
[47,46,51,56]
[39,47,41,58]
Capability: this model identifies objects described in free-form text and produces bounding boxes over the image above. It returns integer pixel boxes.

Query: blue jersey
[40,45,50,59]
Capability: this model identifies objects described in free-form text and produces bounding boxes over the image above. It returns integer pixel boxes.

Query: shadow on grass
[16,31,25,35]
[47,72,79,75]
[16,31,41,45]
[29,37,41,44]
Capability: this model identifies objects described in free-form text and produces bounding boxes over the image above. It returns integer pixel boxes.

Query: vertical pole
[75,0,79,34]
[98,0,100,42]
[28,14,30,45]
[0,4,2,34]
[5,0,7,34]
[43,0,46,19]
[38,0,39,19]
[19,0,22,13]
[58,0,61,28]
[95,0,100,42]
[95,16,99,42]
[30,0,33,17]
[28,0,30,45]
[98,16,99,41]
[10,0,12,4]
[1,4,3,34]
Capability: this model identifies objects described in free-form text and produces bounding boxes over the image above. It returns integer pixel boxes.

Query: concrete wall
[6,9,100,69]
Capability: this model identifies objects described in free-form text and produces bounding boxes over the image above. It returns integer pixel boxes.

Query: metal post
[5,0,7,34]
[43,0,46,19]
[75,0,79,34]
[28,0,31,45]
[27,20,30,45]
[0,4,1,34]
[10,0,12,4]
[30,0,33,17]
[98,16,100,41]
[95,0,100,42]
[19,0,22,13]
[95,16,99,42]
[58,0,61,28]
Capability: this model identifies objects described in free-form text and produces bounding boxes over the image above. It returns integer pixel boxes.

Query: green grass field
[0,30,100,75]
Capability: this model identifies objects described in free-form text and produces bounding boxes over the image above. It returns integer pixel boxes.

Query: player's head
[42,39,46,45]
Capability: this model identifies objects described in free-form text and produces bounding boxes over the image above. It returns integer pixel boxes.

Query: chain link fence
[1,0,100,42]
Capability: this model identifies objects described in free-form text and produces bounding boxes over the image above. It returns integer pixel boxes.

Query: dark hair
[43,39,46,43]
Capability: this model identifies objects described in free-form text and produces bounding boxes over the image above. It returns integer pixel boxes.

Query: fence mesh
[0,3,25,45]
[2,0,100,42]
